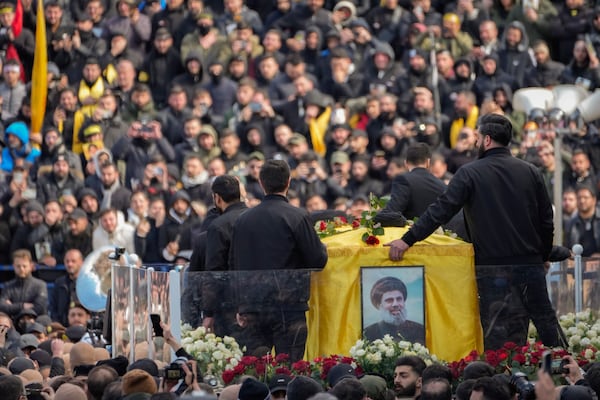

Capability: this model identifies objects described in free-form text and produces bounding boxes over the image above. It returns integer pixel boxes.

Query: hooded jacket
[0,122,41,172]
[497,21,534,87]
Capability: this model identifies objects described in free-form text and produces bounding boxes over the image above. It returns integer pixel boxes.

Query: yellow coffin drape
[306,227,484,362]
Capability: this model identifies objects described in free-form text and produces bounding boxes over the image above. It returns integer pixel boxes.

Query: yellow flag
[30,0,48,134]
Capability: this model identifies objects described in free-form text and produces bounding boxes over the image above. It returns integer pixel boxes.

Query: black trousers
[476,264,566,350]
[232,309,308,362]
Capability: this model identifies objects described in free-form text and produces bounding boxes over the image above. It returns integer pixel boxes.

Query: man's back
[384,167,446,221]
[408,147,553,265]
[230,194,327,270]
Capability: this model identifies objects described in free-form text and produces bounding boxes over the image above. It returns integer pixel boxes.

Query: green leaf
[361,232,369,242]
[373,227,385,235]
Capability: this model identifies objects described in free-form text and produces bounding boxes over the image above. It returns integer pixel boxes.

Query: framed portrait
[360,266,425,343]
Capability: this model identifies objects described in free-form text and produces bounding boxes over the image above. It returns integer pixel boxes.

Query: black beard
[395,381,417,397]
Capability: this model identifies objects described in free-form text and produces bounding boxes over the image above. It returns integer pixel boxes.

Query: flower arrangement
[359,194,386,245]
[313,194,387,245]
[314,216,355,238]
[447,341,570,381]
[221,353,361,388]
[180,325,244,380]
[349,335,437,385]
[526,309,600,364]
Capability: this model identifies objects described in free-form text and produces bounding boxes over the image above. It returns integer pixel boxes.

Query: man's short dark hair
[0,375,24,400]
[87,365,119,400]
[286,376,324,400]
[470,376,510,400]
[330,378,366,400]
[421,364,453,384]
[477,114,512,146]
[454,379,476,400]
[370,277,407,308]
[420,378,452,400]
[395,356,427,376]
[462,361,495,380]
[212,175,241,203]
[259,160,290,194]
[406,143,432,166]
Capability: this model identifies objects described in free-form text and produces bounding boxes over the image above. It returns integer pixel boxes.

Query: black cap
[269,374,292,393]
[327,363,356,387]
[16,309,38,320]
[239,378,270,400]
[155,27,172,40]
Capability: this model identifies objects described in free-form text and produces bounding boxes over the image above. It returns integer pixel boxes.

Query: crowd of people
[1,0,600,397]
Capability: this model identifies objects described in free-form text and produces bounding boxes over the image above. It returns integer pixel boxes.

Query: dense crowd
[0,0,599,265]
[1,0,600,398]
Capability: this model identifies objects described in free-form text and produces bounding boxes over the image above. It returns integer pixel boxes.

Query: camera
[164,364,184,380]
[153,167,164,176]
[549,358,569,375]
[510,372,536,400]
[87,314,103,331]
[308,166,316,175]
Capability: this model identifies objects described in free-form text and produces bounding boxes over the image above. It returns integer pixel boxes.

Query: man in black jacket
[386,114,564,350]
[230,159,328,361]
[375,143,444,226]
[202,175,247,337]
[0,250,48,319]
[50,249,83,326]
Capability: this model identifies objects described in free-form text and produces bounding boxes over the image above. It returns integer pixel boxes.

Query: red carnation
[352,220,360,229]
[319,221,327,231]
[340,216,348,224]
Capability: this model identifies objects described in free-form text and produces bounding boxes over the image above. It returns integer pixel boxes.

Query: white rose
[356,349,366,357]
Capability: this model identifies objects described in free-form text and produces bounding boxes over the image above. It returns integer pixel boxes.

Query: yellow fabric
[71,109,88,154]
[449,106,479,148]
[77,78,104,116]
[104,63,118,86]
[306,227,484,362]
[30,0,47,135]
[309,106,331,157]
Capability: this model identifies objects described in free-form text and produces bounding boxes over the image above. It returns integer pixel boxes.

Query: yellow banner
[30,0,48,134]
[306,227,483,362]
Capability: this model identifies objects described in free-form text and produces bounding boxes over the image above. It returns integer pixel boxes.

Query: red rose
[503,342,518,350]
[222,370,235,384]
[352,220,360,229]
[365,235,380,245]
[513,354,526,364]
[276,354,290,363]
[255,362,266,375]
[319,221,327,231]
[276,367,292,375]
[340,216,348,224]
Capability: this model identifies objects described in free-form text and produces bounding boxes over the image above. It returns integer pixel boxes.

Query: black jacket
[230,194,328,312]
[50,274,78,326]
[0,276,48,317]
[202,202,248,316]
[402,147,554,266]
[376,167,446,223]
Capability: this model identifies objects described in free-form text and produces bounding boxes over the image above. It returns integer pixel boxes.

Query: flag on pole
[30,0,48,134]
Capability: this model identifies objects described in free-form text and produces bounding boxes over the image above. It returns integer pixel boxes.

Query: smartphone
[150,314,163,337]
[542,350,552,374]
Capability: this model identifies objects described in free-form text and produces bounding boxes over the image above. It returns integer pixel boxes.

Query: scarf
[100,179,119,210]
[181,170,209,188]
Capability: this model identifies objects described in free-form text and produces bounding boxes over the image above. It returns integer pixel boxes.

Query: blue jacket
[0,122,41,172]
